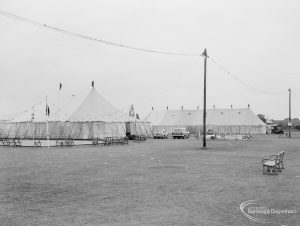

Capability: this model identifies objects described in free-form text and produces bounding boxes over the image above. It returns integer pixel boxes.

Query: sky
[0,0,300,120]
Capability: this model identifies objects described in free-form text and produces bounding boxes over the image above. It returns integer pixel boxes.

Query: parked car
[201,129,216,139]
[153,128,168,139]
[271,125,284,134]
[172,128,190,139]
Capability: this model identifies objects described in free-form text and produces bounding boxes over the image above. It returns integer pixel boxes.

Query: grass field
[0,135,299,225]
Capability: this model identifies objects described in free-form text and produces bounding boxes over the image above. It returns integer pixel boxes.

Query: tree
[294,125,300,131]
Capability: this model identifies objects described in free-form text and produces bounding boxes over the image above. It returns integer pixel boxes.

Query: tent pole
[32,107,35,143]
[288,88,291,138]
[58,83,62,121]
[46,96,50,148]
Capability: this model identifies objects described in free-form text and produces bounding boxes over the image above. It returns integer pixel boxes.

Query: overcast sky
[0,0,299,120]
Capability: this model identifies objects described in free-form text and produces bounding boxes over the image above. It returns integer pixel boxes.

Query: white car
[201,130,216,139]
[153,129,168,139]
[172,128,190,139]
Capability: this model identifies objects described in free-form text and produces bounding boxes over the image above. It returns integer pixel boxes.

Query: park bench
[13,138,22,147]
[65,138,74,146]
[115,137,127,145]
[119,137,129,145]
[140,135,146,141]
[132,135,146,142]
[112,137,119,145]
[92,138,99,145]
[118,137,126,145]
[104,137,112,146]
[132,135,140,142]
[56,138,74,147]
[34,139,42,147]
[56,140,64,146]
[1,138,15,147]
[0,138,6,146]
[262,151,285,175]
[0,138,7,146]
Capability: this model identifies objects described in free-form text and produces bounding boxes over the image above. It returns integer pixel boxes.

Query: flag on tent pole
[31,107,35,122]
[45,96,50,148]
[31,107,35,142]
[46,105,50,116]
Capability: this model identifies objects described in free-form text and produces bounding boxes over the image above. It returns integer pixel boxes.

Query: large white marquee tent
[144,108,266,134]
[0,88,152,142]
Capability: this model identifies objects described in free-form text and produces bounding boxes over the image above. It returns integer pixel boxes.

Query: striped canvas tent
[144,108,266,134]
[0,88,152,140]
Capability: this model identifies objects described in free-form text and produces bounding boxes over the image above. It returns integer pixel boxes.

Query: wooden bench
[121,137,129,145]
[56,139,74,147]
[1,138,15,147]
[117,137,129,145]
[92,138,99,145]
[65,139,74,146]
[104,137,112,146]
[0,138,7,146]
[34,140,42,147]
[140,135,146,141]
[13,138,22,147]
[132,135,140,142]
[112,137,119,145]
[262,151,285,175]
[56,140,64,146]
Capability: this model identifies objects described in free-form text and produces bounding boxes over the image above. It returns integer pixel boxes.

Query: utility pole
[202,49,208,148]
[288,88,291,138]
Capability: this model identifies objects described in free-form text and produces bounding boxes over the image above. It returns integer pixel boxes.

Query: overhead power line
[0,9,201,57]
[0,86,64,121]
[209,56,286,96]
[0,9,290,102]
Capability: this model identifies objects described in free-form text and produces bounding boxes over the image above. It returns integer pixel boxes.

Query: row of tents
[0,86,267,146]
[0,88,153,143]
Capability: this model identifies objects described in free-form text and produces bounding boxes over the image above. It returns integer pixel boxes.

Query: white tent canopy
[144,108,266,134]
[6,88,128,122]
[67,88,128,122]
[0,87,153,141]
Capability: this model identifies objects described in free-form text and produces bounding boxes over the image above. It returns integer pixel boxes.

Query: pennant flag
[46,105,50,116]
[59,83,62,90]
[202,49,208,57]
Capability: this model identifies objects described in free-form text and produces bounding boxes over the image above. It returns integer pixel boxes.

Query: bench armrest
[262,158,272,164]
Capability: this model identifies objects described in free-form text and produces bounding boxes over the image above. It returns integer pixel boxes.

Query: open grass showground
[0,135,299,225]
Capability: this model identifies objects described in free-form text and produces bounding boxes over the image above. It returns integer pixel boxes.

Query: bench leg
[269,166,278,175]
[277,165,282,172]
